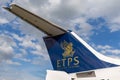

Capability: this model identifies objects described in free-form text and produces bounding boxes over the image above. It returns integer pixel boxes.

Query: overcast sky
[0,0,120,80]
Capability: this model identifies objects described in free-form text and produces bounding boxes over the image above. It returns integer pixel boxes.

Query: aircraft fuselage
[70,66,120,80]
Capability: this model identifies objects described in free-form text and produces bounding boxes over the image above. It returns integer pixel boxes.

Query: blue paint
[44,31,118,73]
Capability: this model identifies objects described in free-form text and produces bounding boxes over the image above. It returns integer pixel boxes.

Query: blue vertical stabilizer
[44,31,118,73]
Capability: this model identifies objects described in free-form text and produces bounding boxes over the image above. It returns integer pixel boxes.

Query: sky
[0,0,120,80]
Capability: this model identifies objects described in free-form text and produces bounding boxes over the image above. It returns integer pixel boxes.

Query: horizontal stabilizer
[4,4,66,36]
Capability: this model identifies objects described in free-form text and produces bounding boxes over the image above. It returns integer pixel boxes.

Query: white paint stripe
[71,31,120,65]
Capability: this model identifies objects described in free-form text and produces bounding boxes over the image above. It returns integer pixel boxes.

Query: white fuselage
[46,66,120,80]
[70,66,120,80]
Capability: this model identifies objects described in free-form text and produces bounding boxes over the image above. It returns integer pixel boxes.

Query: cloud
[10,31,49,60]
[17,33,48,58]
[109,24,120,32]
[48,0,82,21]
[108,16,120,32]
[0,31,42,65]
[46,0,120,34]
[0,34,16,63]
[105,49,120,54]
[31,57,48,65]
[0,65,43,80]
[1,0,119,40]
[0,0,16,24]
[92,44,120,59]
[1,0,120,62]
[0,32,48,80]
[96,45,112,50]
[0,18,9,24]
[2,0,119,63]
[8,0,120,40]
[19,35,36,48]
[14,53,31,62]
[5,60,21,65]
[0,33,23,66]
[70,17,93,40]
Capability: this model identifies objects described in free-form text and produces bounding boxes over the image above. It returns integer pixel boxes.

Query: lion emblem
[61,40,75,58]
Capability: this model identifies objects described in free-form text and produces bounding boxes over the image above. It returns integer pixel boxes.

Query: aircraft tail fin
[4,4,120,74]
[44,31,119,73]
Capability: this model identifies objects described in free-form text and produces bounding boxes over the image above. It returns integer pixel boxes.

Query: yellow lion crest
[61,40,75,58]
